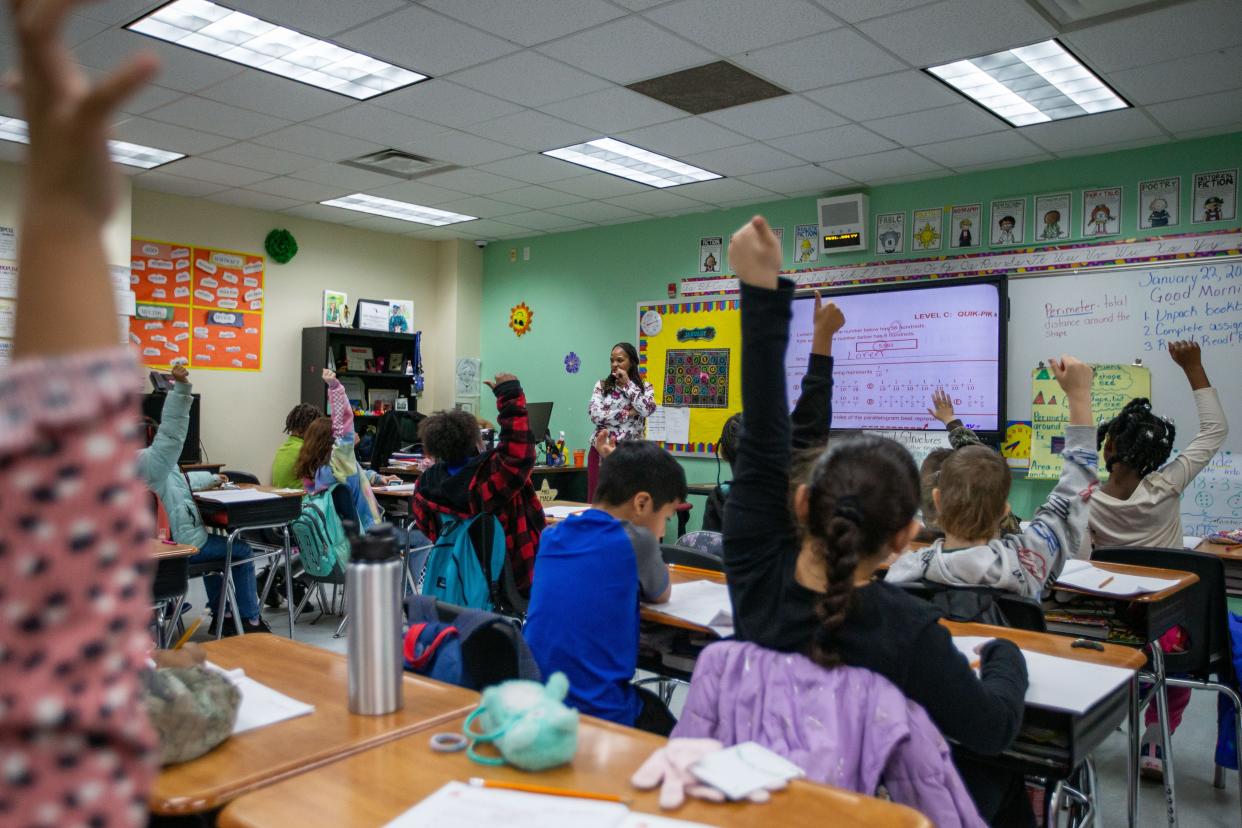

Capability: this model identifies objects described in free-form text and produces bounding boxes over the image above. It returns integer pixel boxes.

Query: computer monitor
[526,401,554,442]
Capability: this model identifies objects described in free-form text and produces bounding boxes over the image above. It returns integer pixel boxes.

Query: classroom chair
[674,530,723,559]
[1093,546,1242,822]
[221,470,260,484]
[406,595,539,690]
[892,581,1047,632]
[150,556,190,648]
[659,542,724,573]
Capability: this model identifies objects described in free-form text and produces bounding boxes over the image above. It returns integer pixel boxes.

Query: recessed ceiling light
[543,138,721,188]
[320,193,477,226]
[0,116,185,169]
[927,39,1128,127]
[126,0,427,100]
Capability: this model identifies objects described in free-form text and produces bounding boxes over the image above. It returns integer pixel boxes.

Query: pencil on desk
[1098,576,1114,589]
[469,778,627,803]
[172,617,202,650]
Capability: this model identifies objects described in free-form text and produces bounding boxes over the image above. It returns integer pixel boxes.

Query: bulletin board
[129,238,264,371]
[636,297,741,456]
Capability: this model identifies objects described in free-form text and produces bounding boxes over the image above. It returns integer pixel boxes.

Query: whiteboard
[1008,258,1242,455]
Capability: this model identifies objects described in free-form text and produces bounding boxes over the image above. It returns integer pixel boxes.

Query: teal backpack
[422,512,504,611]
[289,487,350,578]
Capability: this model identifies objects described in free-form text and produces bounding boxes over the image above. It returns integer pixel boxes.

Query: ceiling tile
[671,177,780,205]
[373,80,525,129]
[415,168,528,196]
[701,95,848,141]
[158,157,276,188]
[504,210,595,230]
[246,176,349,201]
[617,117,750,156]
[490,185,589,209]
[74,1,167,25]
[201,143,320,175]
[74,31,242,93]
[1021,108,1167,153]
[814,0,941,23]
[857,0,1056,67]
[119,84,185,116]
[424,0,625,47]
[251,125,385,161]
[308,105,448,148]
[135,171,231,198]
[914,131,1050,169]
[112,116,236,155]
[290,163,408,191]
[768,124,896,163]
[863,102,1006,145]
[804,71,960,121]
[1063,0,1242,73]
[1054,135,1170,159]
[737,164,856,194]
[350,215,444,234]
[733,28,905,92]
[1146,87,1242,134]
[196,72,353,121]
[822,149,945,183]
[429,196,526,219]
[0,142,26,164]
[476,154,589,185]
[335,5,520,76]
[645,0,840,55]
[462,219,535,239]
[1173,120,1242,141]
[545,174,650,199]
[207,188,302,212]
[146,97,289,140]
[537,17,716,85]
[610,0,666,9]
[682,143,804,176]
[365,180,464,205]
[449,52,614,107]
[398,130,525,166]
[540,87,685,134]
[544,201,643,222]
[605,190,703,214]
[280,203,368,225]
[222,0,405,36]
[468,110,597,152]
[1109,46,1242,106]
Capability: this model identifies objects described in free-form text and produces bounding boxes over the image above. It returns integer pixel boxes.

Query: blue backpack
[421,512,504,611]
[289,487,350,578]
[403,621,469,686]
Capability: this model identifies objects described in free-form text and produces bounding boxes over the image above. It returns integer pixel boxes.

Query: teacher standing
[587,342,657,500]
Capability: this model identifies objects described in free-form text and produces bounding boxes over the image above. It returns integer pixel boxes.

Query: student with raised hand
[1,1,161,823]
[723,216,1032,825]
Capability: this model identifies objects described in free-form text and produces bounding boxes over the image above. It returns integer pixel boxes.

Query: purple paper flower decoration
[564,352,581,374]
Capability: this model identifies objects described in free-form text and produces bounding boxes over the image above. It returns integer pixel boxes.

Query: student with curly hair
[271,402,323,489]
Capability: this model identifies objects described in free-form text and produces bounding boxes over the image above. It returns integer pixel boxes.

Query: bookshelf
[301,326,421,438]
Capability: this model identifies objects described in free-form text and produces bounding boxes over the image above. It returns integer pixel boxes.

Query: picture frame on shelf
[344,345,372,372]
[364,358,375,373]
[355,298,390,331]
[389,351,404,372]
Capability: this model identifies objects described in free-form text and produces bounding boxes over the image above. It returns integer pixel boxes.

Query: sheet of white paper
[377,483,417,494]
[0,225,15,260]
[1056,559,1179,596]
[952,636,1133,714]
[646,580,732,631]
[0,262,16,298]
[691,741,804,800]
[619,813,718,828]
[0,298,14,339]
[544,505,588,520]
[195,489,281,504]
[205,664,315,735]
[385,781,629,828]
[0,340,11,366]
[115,290,137,317]
[1183,536,1202,549]
[646,406,690,444]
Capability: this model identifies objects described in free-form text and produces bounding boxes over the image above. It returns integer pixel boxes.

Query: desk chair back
[675,530,723,559]
[894,582,1047,632]
[407,595,540,690]
[222,470,260,485]
[660,543,725,573]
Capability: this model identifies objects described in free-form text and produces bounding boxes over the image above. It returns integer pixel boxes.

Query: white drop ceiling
[0,0,1238,239]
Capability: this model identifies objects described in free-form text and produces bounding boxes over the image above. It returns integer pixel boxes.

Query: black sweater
[722,279,1028,758]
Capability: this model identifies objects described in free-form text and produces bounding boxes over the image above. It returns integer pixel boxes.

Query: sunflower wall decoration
[508,302,534,337]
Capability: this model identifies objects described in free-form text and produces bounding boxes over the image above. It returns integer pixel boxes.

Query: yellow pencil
[172,617,203,650]
[469,778,627,804]
[1098,576,1115,589]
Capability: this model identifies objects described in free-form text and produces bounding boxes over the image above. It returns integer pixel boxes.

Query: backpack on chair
[289,486,350,578]
[421,512,504,611]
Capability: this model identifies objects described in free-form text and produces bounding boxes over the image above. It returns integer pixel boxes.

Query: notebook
[1055,559,1180,596]
[194,489,280,504]
[644,580,733,637]
[951,636,1133,714]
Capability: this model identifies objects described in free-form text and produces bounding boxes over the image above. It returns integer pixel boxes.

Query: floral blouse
[589,379,657,443]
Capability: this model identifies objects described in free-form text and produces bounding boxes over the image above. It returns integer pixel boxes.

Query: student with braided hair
[723,216,1032,825]
[271,402,324,489]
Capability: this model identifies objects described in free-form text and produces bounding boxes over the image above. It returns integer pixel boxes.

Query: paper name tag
[691,742,804,800]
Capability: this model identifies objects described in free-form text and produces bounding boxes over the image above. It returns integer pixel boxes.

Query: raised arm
[323,369,353,439]
[474,373,537,513]
[928,387,984,448]
[791,291,842,451]
[137,364,193,482]
[1156,340,1228,492]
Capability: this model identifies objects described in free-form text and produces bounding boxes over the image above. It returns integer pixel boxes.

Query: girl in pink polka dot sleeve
[1,2,161,824]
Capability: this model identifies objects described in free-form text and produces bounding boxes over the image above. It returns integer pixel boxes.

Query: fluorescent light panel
[320,194,477,226]
[0,116,185,169]
[928,39,1127,126]
[542,138,721,188]
[127,0,426,99]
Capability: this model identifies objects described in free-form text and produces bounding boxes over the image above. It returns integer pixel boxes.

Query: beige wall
[0,161,132,268]
[429,239,483,414]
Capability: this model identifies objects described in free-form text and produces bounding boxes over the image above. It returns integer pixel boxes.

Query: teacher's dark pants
[587,445,601,503]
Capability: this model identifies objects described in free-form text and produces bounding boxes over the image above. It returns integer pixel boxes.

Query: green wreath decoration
[264,228,298,264]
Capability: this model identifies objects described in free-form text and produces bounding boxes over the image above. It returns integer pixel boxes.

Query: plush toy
[463,672,578,771]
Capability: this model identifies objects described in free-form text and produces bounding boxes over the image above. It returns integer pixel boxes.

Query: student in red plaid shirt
[410,373,546,597]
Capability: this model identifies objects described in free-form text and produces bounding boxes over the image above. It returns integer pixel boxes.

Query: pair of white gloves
[630,739,788,809]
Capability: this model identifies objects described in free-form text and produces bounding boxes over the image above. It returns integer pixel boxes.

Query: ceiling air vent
[340,149,455,180]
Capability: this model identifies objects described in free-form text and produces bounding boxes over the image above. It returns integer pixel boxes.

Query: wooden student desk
[151,635,479,817]
[151,539,198,560]
[641,564,727,634]
[218,709,930,828]
[181,462,225,474]
[1195,538,1242,597]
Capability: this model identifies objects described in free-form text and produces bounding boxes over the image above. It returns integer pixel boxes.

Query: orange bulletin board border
[129,238,264,371]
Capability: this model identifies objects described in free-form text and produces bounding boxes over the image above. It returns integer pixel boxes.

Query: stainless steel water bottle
[346,524,404,715]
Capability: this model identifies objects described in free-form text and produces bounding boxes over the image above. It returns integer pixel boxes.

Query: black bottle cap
[349,523,400,562]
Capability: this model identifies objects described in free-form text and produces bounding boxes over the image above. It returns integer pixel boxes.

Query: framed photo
[322,290,347,327]
[1082,187,1122,237]
[948,204,981,249]
[874,212,905,254]
[395,397,409,412]
[1138,177,1181,229]
[355,298,390,331]
[1033,192,1071,242]
[387,299,413,333]
[911,207,942,252]
[364,358,376,373]
[344,346,372,372]
[989,197,1027,246]
[389,352,405,373]
[1192,168,1237,223]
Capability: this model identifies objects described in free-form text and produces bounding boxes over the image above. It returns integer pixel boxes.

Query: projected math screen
[786,280,1005,431]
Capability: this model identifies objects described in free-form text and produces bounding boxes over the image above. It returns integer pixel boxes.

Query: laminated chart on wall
[637,298,741,456]
[129,239,264,371]
[1179,451,1242,537]
[1028,363,1150,479]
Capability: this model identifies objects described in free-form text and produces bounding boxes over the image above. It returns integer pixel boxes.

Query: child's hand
[483,372,518,390]
[811,291,845,344]
[153,642,207,669]
[594,430,617,458]
[322,368,336,384]
[728,216,781,289]
[927,388,955,425]
[13,0,158,223]
[1049,355,1092,395]
[1168,340,1202,371]
[171,363,189,384]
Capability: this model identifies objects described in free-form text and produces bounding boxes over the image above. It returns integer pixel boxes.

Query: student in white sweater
[1089,339,1228,552]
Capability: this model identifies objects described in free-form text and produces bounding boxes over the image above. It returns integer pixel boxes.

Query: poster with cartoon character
[874,212,905,255]
[1138,177,1180,229]
[698,236,723,273]
[989,197,1027,246]
[1192,168,1237,223]
[911,207,942,252]
[770,227,784,263]
[1082,187,1122,237]
[1033,192,1071,242]
[948,204,981,249]
[794,224,819,263]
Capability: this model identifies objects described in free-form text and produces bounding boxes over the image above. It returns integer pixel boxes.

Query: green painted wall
[481,131,1242,527]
